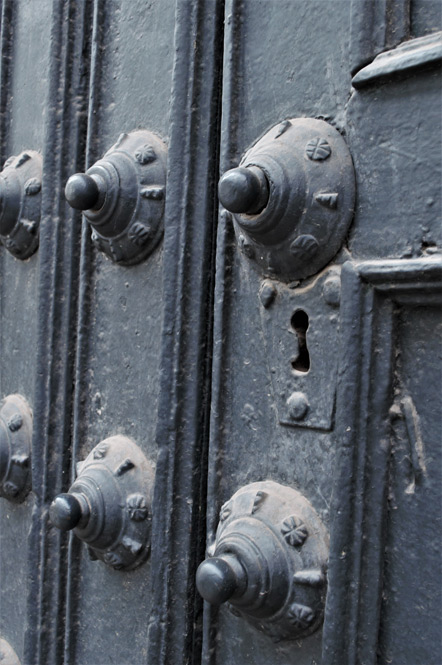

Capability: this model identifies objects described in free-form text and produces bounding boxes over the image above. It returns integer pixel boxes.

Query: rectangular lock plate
[259,267,341,431]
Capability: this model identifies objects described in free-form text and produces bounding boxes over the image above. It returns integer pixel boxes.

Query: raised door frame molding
[350,0,411,75]
[322,257,442,665]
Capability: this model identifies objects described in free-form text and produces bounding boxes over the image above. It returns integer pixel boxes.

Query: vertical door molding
[23,2,93,663]
[0,0,14,164]
[322,257,442,665]
[146,1,225,663]
[350,0,410,74]
[201,1,244,660]
[63,2,104,659]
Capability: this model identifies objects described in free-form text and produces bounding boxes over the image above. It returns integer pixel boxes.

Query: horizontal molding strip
[352,31,442,88]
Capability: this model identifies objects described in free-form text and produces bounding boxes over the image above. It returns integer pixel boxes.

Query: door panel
[202,2,354,663]
[60,1,175,664]
[0,0,51,660]
[201,2,441,664]
[1,1,441,664]
[379,304,442,664]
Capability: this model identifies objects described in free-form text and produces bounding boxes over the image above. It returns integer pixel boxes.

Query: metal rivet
[24,178,41,196]
[287,391,309,420]
[259,280,277,308]
[323,275,341,306]
[8,413,23,431]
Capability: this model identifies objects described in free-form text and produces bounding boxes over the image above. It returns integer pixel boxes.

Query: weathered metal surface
[0,395,32,502]
[323,257,442,665]
[65,130,167,265]
[0,151,42,259]
[202,1,441,664]
[50,436,155,570]
[219,118,355,282]
[197,481,329,641]
[0,0,440,664]
[259,265,342,431]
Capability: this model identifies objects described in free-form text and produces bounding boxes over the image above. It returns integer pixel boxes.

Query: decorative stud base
[50,435,155,570]
[65,130,167,265]
[0,395,32,502]
[0,151,42,259]
[196,481,329,642]
[219,118,355,282]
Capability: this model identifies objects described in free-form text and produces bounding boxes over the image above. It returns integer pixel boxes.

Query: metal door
[0,1,441,665]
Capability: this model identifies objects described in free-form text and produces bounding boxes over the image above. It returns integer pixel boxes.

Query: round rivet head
[65,173,101,211]
[196,555,246,606]
[287,392,309,420]
[323,275,341,306]
[259,280,277,308]
[49,493,83,531]
[218,166,269,215]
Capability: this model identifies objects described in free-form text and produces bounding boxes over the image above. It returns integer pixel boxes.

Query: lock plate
[259,266,341,430]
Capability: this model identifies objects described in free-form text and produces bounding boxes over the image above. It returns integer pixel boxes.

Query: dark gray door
[198,2,442,665]
[0,1,441,665]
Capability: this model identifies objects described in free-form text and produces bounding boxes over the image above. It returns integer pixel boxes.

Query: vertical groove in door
[23,1,92,663]
[147,1,225,663]
[0,0,14,408]
[201,1,243,662]
[0,0,14,164]
[63,0,103,661]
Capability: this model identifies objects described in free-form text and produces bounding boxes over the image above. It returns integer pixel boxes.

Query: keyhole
[291,310,310,373]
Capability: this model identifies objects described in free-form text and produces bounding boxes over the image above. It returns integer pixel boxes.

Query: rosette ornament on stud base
[218,118,355,282]
[65,130,167,265]
[196,481,329,642]
[49,435,155,570]
[0,151,42,259]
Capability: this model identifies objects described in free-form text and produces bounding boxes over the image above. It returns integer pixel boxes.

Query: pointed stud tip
[218,166,269,215]
[49,493,83,531]
[65,173,100,211]
[196,556,245,606]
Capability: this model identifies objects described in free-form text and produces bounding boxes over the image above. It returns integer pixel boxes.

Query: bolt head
[287,392,309,420]
[323,276,341,306]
